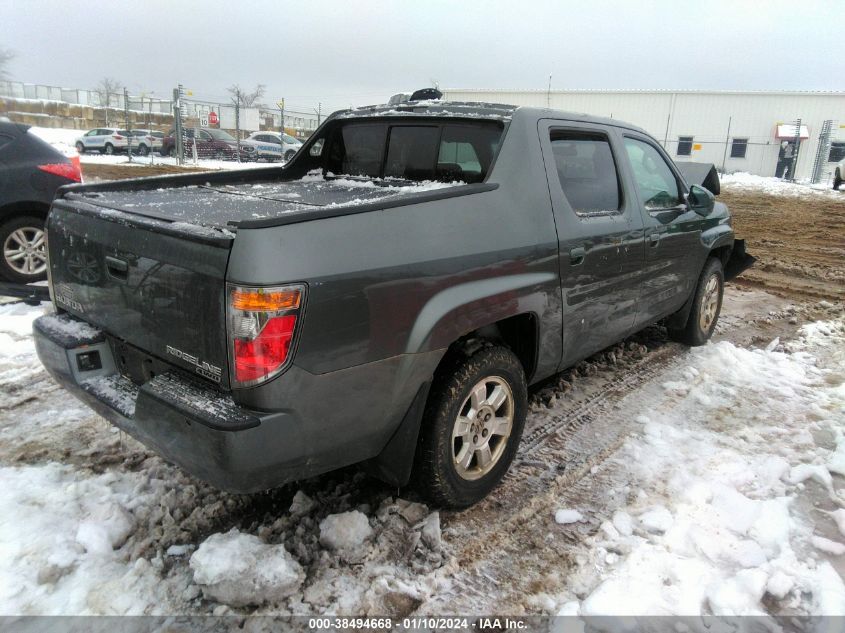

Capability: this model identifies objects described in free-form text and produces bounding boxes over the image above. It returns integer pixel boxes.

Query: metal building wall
[443,89,845,180]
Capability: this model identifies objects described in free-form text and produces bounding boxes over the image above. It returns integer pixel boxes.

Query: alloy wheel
[3,226,47,277]
[452,376,514,480]
[698,274,720,332]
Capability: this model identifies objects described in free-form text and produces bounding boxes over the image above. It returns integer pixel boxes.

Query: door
[86,129,103,150]
[539,120,645,368]
[776,140,797,178]
[619,134,705,328]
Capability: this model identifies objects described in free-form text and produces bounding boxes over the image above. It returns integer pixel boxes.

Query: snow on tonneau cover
[48,173,469,390]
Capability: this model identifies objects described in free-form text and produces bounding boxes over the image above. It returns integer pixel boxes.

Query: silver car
[245,131,303,162]
[129,129,164,156]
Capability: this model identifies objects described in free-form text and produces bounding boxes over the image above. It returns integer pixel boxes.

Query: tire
[414,344,528,508]
[75,142,85,154]
[668,257,724,346]
[284,149,296,161]
[834,170,842,191]
[168,146,177,158]
[214,150,226,161]
[138,144,149,157]
[0,215,48,284]
[104,143,114,155]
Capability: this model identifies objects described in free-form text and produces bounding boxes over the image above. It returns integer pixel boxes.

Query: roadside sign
[209,111,219,125]
[200,116,209,127]
[277,100,285,109]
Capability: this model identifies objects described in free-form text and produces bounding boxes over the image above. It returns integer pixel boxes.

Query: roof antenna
[547,74,552,108]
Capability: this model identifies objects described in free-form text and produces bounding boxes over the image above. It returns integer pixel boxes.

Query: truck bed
[63,175,469,230]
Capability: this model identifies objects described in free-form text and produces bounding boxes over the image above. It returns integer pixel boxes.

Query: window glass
[283,134,298,144]
[385,126,440,180]
[624,137,682,210]
[326,124,387,177]
[730,138,748,159]
[550,132,621,214]
[829,142,845,163]
[677,136,693,156]
[86,130,97,137]
[208,129,236,142]
[117,130,130,136]
[437,125,500,183]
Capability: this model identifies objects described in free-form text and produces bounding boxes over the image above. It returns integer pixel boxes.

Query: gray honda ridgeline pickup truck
[34,101,753,507]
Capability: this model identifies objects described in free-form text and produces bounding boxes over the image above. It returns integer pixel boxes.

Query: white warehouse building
[442,88,845,182]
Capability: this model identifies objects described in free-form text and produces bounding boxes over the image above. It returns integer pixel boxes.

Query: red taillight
[38,162,82,183]
[234,315,297,383]
[228,284,305,386]
[112,135,124,140]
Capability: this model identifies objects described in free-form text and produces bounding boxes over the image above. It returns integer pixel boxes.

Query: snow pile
[721,172,845,199]
[562,321,845,617]
[319,511,374,551]
[554,509,584,525]
[189,530,304,607]
[0,462,175,614]
[0,303,49,408]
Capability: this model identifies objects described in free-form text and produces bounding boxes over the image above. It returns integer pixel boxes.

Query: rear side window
[325,121,502,183]
[550,131,622,215]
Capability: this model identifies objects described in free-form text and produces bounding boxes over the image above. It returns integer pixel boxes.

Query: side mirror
[688,184,715,216]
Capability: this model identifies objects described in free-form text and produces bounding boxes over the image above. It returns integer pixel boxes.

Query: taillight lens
[227,284,305,386]
[38,162,82,183]
[113,135,124,140]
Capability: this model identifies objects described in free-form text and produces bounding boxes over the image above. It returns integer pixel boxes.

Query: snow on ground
[549,319,845,617]
[722,171,845,199]
[28,127,276,172]
[0,296,843,616]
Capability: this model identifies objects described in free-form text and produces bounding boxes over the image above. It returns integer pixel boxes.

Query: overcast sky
[3,0,843,115]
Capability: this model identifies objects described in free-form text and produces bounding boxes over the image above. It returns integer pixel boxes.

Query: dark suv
[160,128,244,160]
[0,121,81,283]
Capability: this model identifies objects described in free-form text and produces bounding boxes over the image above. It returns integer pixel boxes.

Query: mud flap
[724,239,756,281]
[363,381,431,488]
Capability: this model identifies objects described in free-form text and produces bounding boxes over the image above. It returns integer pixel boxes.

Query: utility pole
[147,93,154,166]
[720,116,732,174]
[546,74,552,108]
[234,88,241,163]
[123,87,133,162]
[174,85,185,165]
[316,102,322,126]
[278,97,285,140]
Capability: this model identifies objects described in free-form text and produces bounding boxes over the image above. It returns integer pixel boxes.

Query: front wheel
[668,257,724,346]
[414,344,527,508]
[75,142,85,154]
[168,146,177,158]
[284,149,296,161]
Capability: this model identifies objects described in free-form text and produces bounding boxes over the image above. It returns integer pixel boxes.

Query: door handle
[649,233,660,247]
[105,255,129,279]
[569,246,586,266]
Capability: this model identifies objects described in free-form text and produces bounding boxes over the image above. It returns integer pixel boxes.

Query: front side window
[207,129,236,142]
[550,131,622,214]
[624,137,682,210]
[730,138,748,159]
[677,136,693,156]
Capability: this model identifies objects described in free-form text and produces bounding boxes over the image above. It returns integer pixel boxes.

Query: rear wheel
[75,142,85,154]
[284,149,296,161]
[104,143,115,155]
[0,215,48,283]
[138,144,149,156]
[168,146,177,158]
[414,344,527,508]
[834,170,842,190]
[668,257,724,346]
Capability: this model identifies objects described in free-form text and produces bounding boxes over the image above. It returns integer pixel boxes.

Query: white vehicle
[245,131,303,161]
[129,129,164,156]
[74,128,132,155]
[834,157,845,190]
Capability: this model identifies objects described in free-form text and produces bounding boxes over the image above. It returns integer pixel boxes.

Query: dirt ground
[81,163,210,181]
[723,188,845,301]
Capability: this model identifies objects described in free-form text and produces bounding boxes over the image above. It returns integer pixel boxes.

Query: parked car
[833,157,845,190]
[34,102,753,508]
[130,129,164,156]
[0,121,81,283]
[160,128,242,160]
[245,131,303,161]
[75,128,132,155]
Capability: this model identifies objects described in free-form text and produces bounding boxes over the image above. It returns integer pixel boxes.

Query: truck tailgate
[47,199,234,389]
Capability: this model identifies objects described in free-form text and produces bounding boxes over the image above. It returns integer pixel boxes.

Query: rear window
[325,121,502,183]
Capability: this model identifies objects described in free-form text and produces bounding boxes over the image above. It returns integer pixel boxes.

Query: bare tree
[96,77,122,126]
[227,84,266,108]
[0,48,14,82]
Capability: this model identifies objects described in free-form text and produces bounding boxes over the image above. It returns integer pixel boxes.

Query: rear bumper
[32,313,311,493]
